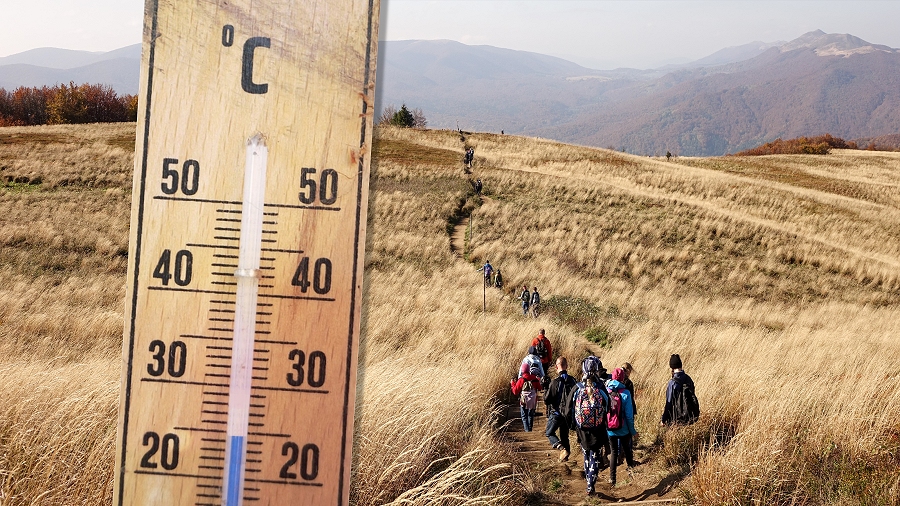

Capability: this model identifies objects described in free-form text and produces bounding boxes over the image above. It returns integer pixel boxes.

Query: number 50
[298,168,338,205]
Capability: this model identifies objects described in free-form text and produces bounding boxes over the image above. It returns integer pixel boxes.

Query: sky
[2,0,900,69]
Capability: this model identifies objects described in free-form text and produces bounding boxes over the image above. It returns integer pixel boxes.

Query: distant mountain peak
[780,30,897,57]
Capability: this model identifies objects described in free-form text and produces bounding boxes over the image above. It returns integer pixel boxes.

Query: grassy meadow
[1,122,900,505]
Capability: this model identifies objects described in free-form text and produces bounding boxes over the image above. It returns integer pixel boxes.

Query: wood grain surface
[114,1,379,504]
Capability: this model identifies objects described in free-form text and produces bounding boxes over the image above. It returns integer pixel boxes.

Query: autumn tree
[0,83,136,126]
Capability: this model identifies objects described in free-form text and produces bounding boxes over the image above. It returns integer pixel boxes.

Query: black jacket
[661,370,697,425]
[544,371,577,416]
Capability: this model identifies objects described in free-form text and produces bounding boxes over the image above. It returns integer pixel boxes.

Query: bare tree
[411,107,427,129]
[377,104,397,125]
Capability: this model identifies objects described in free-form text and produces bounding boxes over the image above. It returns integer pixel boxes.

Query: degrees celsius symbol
[221,24,271,95]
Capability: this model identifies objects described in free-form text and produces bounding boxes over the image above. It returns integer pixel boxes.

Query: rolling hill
[2,122,900,504]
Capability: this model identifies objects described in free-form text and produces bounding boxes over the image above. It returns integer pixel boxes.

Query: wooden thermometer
[115,1,378,505]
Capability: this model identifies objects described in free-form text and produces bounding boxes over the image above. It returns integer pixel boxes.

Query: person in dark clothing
[544,357,577,462]
[519,285,530,316]
[661,354,700,425]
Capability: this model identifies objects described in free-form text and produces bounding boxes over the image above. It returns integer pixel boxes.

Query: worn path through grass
[456,147,682,504]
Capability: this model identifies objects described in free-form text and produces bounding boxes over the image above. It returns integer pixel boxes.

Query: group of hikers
[477,260,503,289]
[510,330,700,495]
[476,261,543,318]
[518,284,540,317]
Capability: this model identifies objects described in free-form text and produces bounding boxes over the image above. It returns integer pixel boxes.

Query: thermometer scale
[114,1,378,504]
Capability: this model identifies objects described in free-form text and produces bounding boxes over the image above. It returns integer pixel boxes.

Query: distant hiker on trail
[464,148,475,168]
[474,178,483,195]
[520,285,531,316]
[661,354,700,426]
[544,357,577,462]
[494,269,503,289]
[518,346,545,379]
[531,329,552,378]
[477,261,493,287]
[511,363,543,432]
[606,367,638,486]
[530,286,541,318]
[573,356,610,496]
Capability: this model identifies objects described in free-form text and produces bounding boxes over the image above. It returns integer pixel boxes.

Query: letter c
[242,37,271,94]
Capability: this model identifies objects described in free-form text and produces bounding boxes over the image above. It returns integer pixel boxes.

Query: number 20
[280,442,319,480]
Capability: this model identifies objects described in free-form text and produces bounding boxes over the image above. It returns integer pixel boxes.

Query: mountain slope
[378,32,900,156]
[377,39,646,134]
[544,39,900,155]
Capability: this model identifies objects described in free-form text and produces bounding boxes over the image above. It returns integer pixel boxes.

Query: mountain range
[0,44,141,95]
[377,31,900,155]
[3,31,899,155]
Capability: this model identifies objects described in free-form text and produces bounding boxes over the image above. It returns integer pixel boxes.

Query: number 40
[291,257,331,294]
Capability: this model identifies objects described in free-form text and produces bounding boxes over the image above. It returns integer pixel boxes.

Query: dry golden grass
[414,127,900,504]
[3,122,900,505]
[0,123,135,188]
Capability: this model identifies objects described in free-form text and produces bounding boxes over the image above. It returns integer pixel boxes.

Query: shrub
[733,134,858,156]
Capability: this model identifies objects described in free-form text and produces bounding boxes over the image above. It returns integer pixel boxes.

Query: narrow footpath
[499,399,683,505]
[450,139,684,504]
[450,213,468,257]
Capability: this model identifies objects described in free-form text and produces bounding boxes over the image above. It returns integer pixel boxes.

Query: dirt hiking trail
[500,397,682,505]
[450,214,468,256]
[452,146,684,503]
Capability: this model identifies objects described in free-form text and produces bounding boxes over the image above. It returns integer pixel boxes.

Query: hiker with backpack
[518,346,545,378]
[572,356,610,495]
[544,357,577,462]
[511,363,543,432]
[606,367,638,486]
[531,329,553,380]
[661,354,700,426]
[494,269,503,289]
[519,285,531,316]
[530,286,541,318]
